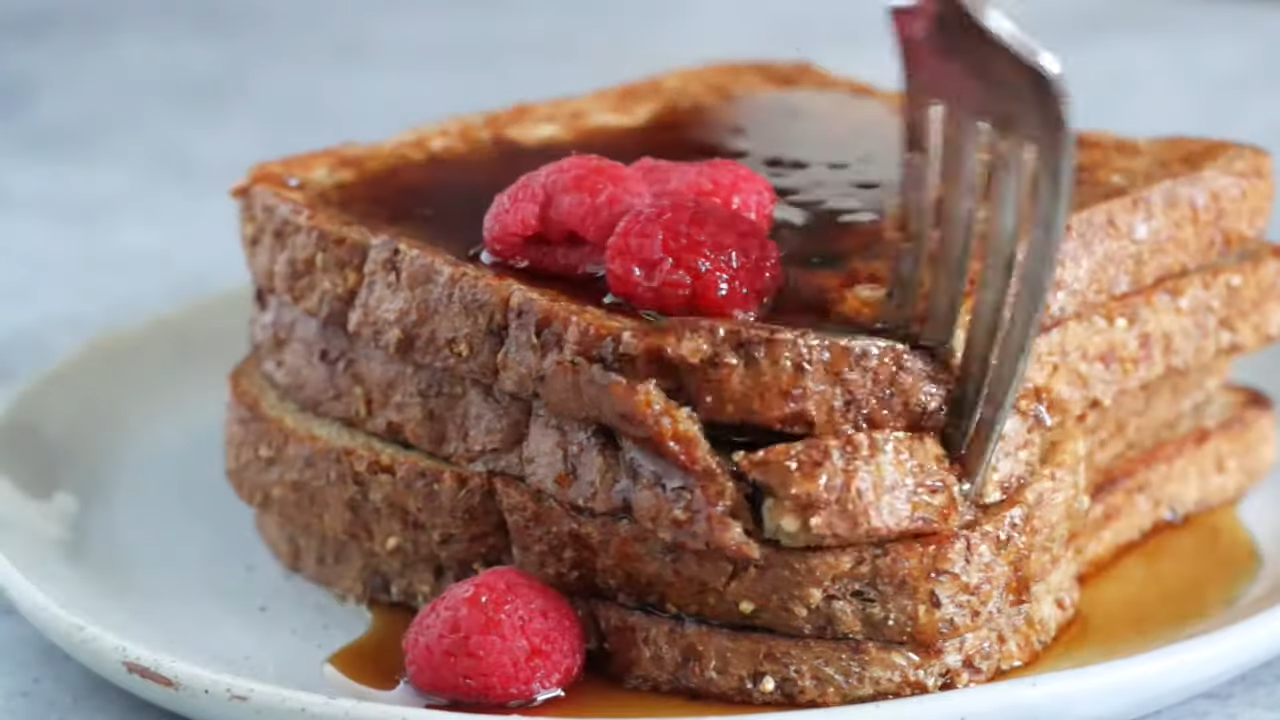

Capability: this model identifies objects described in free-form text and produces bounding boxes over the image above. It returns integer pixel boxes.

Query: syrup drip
[326,506,1259,715]
[326,604,413,691]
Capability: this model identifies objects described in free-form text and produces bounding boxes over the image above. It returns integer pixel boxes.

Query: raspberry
[631,157,777,231]
[482,154,648,275]
[605,199,784,319]
[401,566,585,707]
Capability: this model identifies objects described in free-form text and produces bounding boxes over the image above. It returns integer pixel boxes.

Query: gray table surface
[4,0,1280,717]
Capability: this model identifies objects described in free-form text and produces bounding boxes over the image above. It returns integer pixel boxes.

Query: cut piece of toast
[235,61,1272,444]
[736,360,1230,549]
[239,378,1275,705]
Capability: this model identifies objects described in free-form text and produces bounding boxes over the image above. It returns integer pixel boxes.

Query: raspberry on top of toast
[481,154,783,319]
[298,85,907,332]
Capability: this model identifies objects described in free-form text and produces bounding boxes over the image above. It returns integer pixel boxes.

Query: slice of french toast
[223,360,513,600]
[231,355,1274,705]
[247,234,1279,551]
[225,356,1270,643]
[234,61,1272,446]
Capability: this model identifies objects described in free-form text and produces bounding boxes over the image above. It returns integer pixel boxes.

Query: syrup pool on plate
[1009,504,1260,677]
[323,504,1260,715]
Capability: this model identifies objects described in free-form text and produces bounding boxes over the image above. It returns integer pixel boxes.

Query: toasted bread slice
[1079,360,1231,486]
[250,297,760,558]
[223,362,512,602]
[240,381,1274,705]
[225,355,1269,640]
[254,508,1075,706]
[579,389,1275,707]
[226,356,1080,645]
[1077,386,1276,573]
[235,61,1272,444]
[248,234,1277,549]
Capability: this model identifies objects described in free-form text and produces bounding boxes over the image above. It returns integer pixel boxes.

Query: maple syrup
[326,603,415,691]
[1011,504,1260,677]
[325,505,1258,715]
[320,90,903,328]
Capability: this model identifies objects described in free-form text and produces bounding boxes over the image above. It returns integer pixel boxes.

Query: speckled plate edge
[0,287,1279,720]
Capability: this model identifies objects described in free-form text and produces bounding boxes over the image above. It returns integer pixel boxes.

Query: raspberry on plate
[401,566,585,708]
[631,157,777,231]
[482,154,649,276]
[605,198,784,320]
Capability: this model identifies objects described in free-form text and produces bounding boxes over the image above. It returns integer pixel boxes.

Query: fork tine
[919,110,982,349]
[959,143,1073,494]
[888,0,1073,498]
[883,91,934,335]
[943,136,1022,464]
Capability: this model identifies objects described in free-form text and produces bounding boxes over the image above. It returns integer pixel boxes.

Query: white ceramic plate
[2,288,1280,720]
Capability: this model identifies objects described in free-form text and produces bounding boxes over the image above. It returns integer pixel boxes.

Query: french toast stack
[224,63,1280,706]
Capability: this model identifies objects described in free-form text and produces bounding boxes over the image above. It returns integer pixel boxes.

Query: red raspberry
[401,566,585,707]
[631,157,776,231]
[605,198,784,319]
[482,154,648,275]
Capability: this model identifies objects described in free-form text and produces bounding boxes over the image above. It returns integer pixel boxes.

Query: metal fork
[882,0,1074,501]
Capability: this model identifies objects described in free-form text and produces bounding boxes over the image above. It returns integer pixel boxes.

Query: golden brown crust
[1024,247,1280,415]
[582,566,1076,706]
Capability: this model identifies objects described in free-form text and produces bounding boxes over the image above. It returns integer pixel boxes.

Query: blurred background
[2,0,1280,717]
